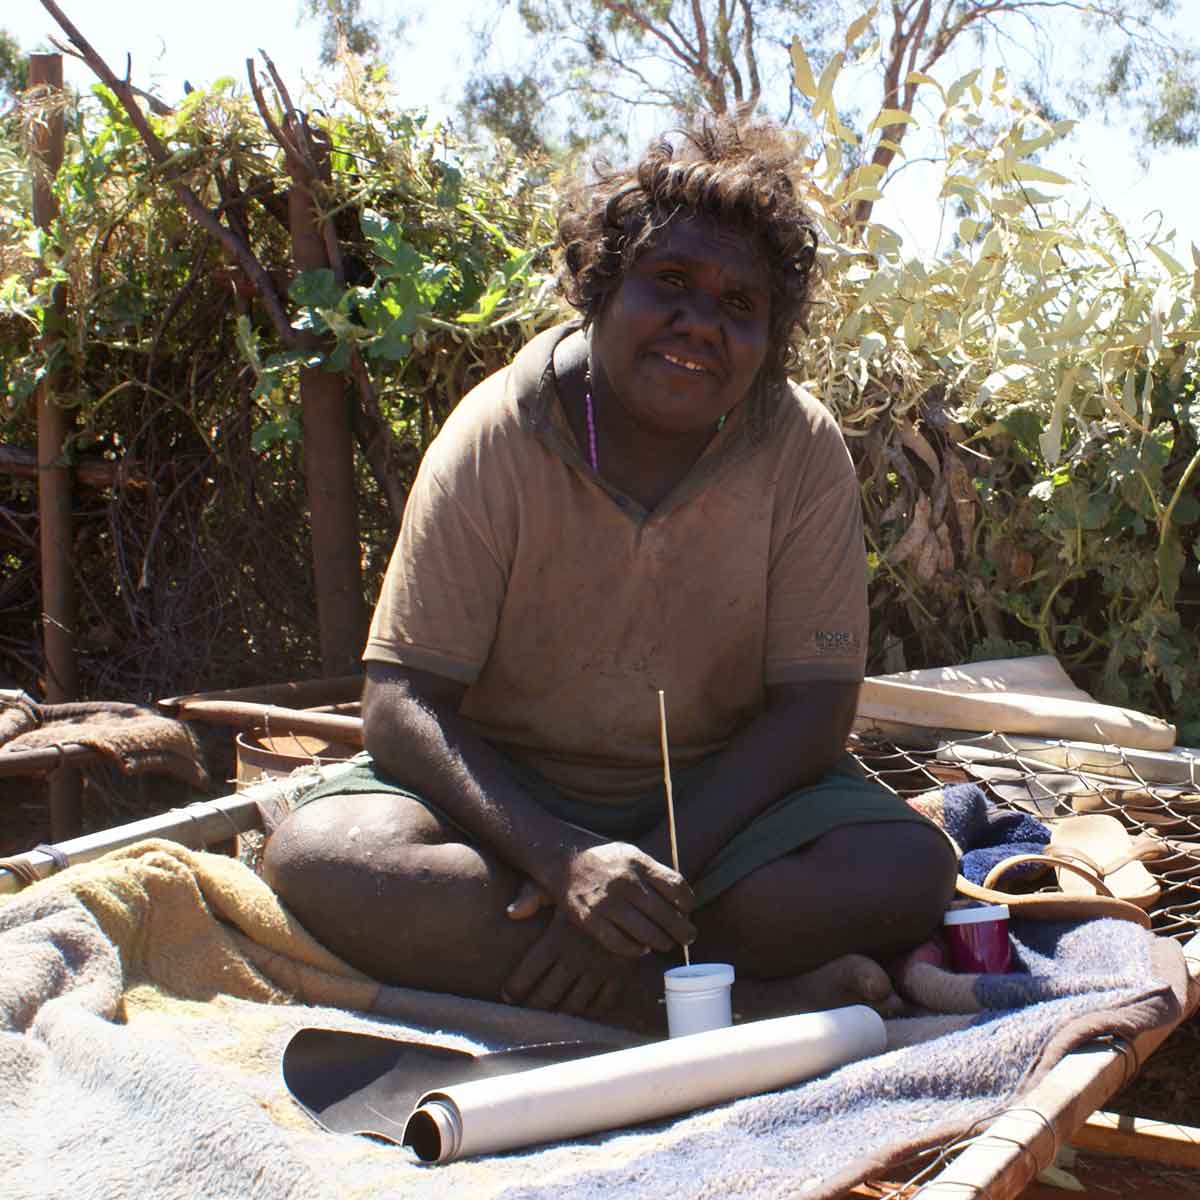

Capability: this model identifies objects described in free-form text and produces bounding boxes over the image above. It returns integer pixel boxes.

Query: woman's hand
[547,841,696,957]
[501,908,637,1018]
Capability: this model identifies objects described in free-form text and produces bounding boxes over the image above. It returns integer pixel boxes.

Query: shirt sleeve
[764,419,868,685]
[364,457,510,685]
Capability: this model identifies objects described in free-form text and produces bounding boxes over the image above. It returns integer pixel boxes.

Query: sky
[7,0,1199,260]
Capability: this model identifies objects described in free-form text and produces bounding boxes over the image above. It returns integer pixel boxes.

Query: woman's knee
[691,819,956,972]
[262,793,438,909]
[850,820,957,946]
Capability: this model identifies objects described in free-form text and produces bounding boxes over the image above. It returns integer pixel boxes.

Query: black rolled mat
[282,1028,614,1144]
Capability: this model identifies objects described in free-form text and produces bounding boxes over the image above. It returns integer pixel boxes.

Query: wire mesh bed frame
[850,727,1200,944]
[2,723,1200,1200]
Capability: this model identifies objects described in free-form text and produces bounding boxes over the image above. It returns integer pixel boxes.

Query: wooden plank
[910,934,1200,1198]
[1070,1111,1200,1170]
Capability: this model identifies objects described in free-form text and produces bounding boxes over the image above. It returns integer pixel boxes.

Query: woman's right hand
[548,841,697,957]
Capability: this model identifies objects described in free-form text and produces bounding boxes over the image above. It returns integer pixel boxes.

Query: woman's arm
[363,661,696,955]
[637,678,861,880]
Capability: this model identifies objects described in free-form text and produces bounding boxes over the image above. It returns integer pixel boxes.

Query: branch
[713,0,744,107]
[595,0,728,112]
[851,0,933,228]
[544,77,679,111]
[690,0,711,76]
[595,0,700,67]
[0,443,148,490]
[736,0,762,113]
[247,56,341,281]
[567,51,700,110]
[246,57,301,170]
[45,33,174,115]
[37,0,300,349]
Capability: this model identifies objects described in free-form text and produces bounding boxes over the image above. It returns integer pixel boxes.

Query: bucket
[235,730,356,789]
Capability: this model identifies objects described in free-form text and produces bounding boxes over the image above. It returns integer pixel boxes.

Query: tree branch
[713,0,744,107]
[736,0,762,113]
[36,0,300,349]
[0,444,148,490]
[595,0,730,112]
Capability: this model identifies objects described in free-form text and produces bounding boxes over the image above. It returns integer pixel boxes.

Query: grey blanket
[0,839,1185,1200]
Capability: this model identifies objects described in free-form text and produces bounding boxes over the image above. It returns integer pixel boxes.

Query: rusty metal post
[288,172,367,676]
[30,52,82,838]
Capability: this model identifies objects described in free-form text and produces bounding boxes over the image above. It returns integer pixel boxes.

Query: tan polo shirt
[365,324,867,804]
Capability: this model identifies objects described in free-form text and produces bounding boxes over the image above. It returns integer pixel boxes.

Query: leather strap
[982,853,1115,898]
[0,856,41,888]
[0,843,70,889]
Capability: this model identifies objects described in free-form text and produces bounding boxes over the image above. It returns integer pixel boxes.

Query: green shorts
[294,750,936,907]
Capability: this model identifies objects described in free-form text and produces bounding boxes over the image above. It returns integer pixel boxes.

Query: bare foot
[734,954,903,1021]
[886,933,947,976]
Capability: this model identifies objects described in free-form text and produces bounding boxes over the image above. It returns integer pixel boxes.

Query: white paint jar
[663,962,735,1038]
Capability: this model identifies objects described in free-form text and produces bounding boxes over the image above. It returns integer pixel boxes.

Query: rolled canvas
[402,1005,886,1163]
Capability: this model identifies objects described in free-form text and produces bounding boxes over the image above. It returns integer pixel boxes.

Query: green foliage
[459,74,551,158]
[0,29,28,101]
[1,16,1196,740]
[791,54,1199,729]
[0,65,556,698]
[300,0,407,67]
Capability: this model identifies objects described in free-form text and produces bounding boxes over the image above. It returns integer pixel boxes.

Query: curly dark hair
[557,116,820,383]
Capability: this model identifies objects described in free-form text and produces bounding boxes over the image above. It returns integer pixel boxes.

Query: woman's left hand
[501,908,635,1018]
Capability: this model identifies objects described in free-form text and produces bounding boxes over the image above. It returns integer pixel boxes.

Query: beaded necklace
[582,374,727,475]
[584,386,599,472]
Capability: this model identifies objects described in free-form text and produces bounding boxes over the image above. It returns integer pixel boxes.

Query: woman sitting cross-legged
[263,116,956,1032]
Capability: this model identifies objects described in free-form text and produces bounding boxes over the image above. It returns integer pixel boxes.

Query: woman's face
[589,214,771,437]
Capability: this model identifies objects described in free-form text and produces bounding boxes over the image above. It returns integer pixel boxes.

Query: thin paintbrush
[657,688,690,967]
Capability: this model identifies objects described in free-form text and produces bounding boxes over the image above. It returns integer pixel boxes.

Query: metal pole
[29,52,82,839]
[287,151,367,676]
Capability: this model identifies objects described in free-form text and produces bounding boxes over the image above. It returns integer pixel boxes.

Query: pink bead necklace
[582,371,728,476]
[584,386,599,472]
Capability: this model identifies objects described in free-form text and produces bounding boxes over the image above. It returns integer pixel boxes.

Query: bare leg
[695,821,957,1019]
[264,797,954,1028]
[263,792,552,999]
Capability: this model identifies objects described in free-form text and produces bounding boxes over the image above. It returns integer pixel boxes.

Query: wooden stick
[165,700,363,745]
[657,689,689,967]
[157,674,362,715]
[0,788,269,894]
[0,742,105,779]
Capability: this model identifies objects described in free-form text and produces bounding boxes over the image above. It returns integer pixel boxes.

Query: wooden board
[1071,1110,1200,1170]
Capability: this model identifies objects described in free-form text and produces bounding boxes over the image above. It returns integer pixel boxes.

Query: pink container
[943,904,1012,974]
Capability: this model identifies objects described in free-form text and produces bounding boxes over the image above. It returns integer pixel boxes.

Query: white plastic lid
[663,962,735,991]
[944,904,1010,926]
